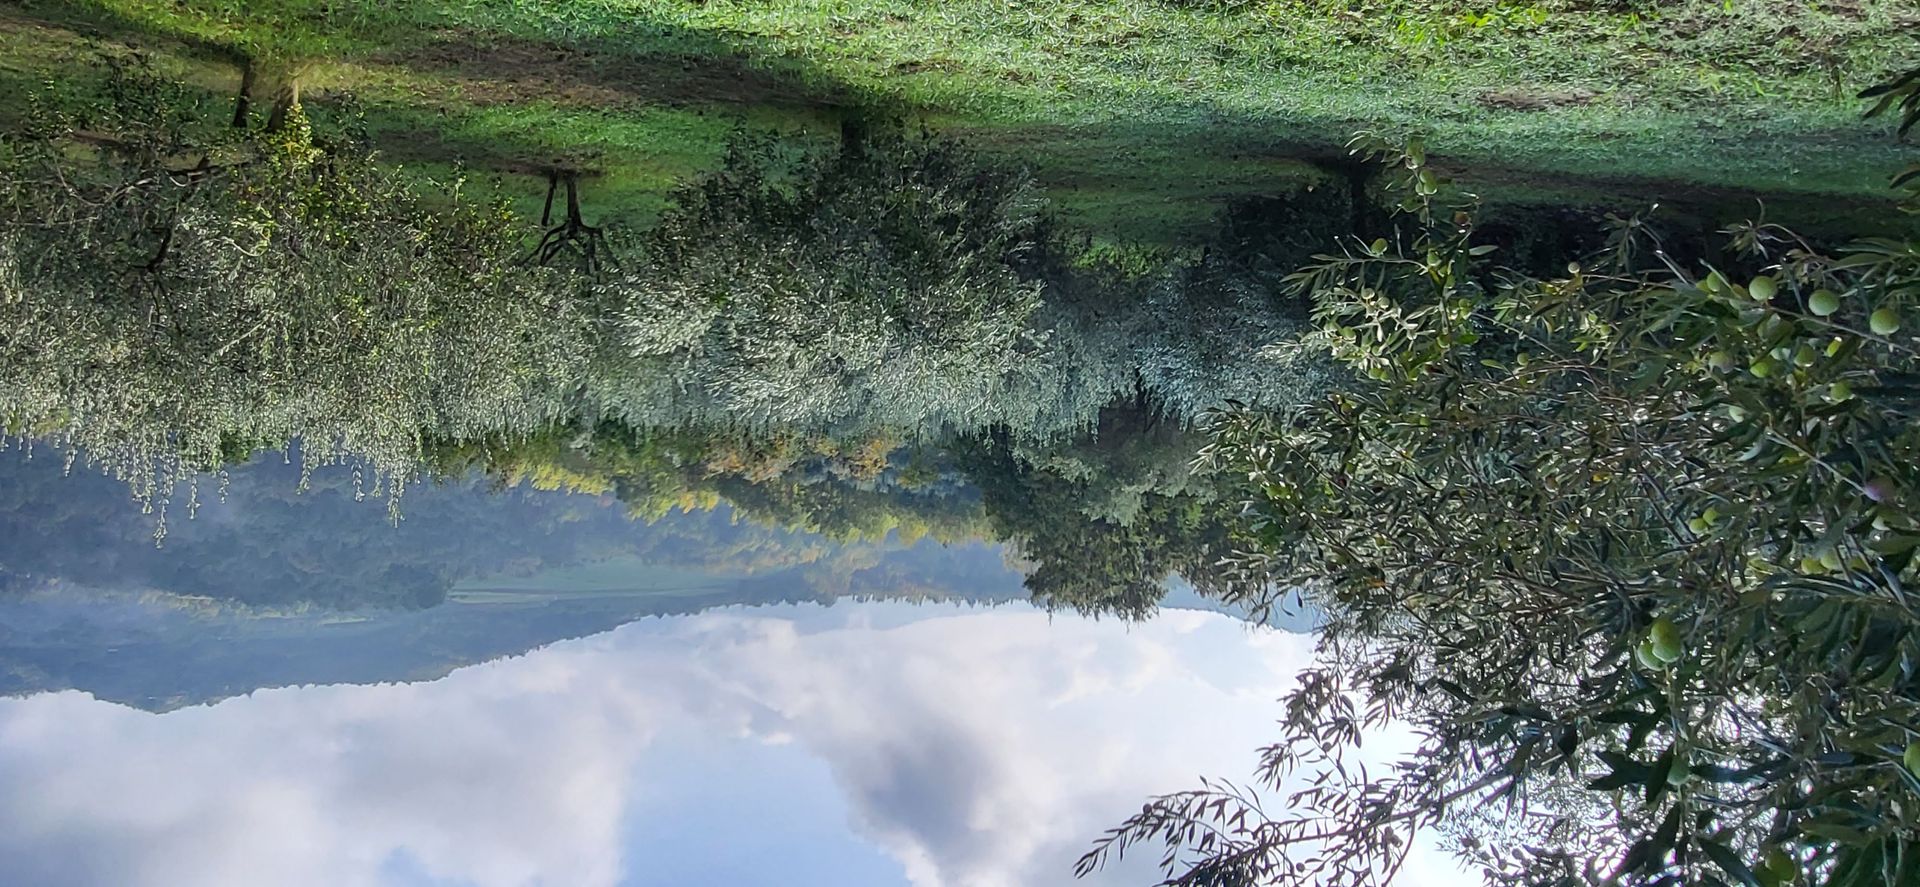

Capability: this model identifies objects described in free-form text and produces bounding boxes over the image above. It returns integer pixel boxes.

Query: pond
[3,9,1919,886]
[0,441,1455,887]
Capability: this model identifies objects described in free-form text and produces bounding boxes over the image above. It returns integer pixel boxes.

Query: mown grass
[636,0,1917,214]
[4,0,1916,243]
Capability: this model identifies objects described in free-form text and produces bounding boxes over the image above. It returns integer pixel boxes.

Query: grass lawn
[3,0,1915,243]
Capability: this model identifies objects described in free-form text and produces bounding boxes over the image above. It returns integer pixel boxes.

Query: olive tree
[1079,132,1920,886]
[1863,65,1918,196]
[601,129,1057,435]
[0,56,593,530]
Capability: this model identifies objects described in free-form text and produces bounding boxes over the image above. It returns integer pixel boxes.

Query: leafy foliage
[1863,66,1920,141]
[957,406,1246,619]
[0,55,594,529]
[595,125,1335,441]
[0,53,1346,562]
[1080,135,1920,886]
[604,129,1053,434]
[1862,65,1920,197]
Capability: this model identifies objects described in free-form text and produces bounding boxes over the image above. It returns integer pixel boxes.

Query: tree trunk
[839,117,868,164]
[540,173,559,227]
[232,61,256,129]
[1334,159,1383,239]
[264,79,302,134]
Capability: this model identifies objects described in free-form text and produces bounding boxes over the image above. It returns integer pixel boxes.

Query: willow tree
[1079,132,1920,887]
[0,56,593,527]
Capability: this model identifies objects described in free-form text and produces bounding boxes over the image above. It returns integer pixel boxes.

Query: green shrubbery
[0,56,591,527]
[603,129,1054,433]
[1,58,1348,542]
[1082,114,1920,886]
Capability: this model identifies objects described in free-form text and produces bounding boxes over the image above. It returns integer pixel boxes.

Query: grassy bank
[3,0,1915,242]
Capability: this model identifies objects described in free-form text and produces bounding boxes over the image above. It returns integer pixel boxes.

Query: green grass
[350,102,752,226]
[4,0,1916,243]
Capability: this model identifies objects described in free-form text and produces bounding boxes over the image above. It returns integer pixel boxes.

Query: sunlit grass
[5,0,1915,244]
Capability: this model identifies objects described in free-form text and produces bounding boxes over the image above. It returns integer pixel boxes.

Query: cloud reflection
[0,602,1467,887]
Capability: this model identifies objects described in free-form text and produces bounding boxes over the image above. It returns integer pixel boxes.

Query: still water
[2,5,1912,880]
[2,599,1285,887]
[0,450,1469,887]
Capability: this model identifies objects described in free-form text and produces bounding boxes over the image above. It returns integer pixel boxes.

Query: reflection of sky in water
[0,601,1474,887]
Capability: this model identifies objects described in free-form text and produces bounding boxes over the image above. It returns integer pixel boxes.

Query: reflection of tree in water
[0,57,1331,534]
[14,50,1918,887]
[529,168,617,276]
[1,55,1756,629]
[0,55,590,532]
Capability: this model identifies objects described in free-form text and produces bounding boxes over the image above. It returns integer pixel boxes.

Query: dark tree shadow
[377,32,857,111]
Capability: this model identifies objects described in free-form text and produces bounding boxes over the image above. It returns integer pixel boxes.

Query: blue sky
[0,601,1477,887]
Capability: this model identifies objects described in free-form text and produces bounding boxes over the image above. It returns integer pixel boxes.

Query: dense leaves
[1080,130,1920,885]
[598,127,1333,438]
[604,129,1053,434]
[0,56,591,528]
[1863,65,1920,198]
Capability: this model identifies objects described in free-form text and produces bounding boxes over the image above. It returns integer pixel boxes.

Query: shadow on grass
[5,1,875,117]
[374,32,856,112]
[1,1,247,64]
[3,0,878,213]
[8,2,1910,245]
[959,115,1919,246]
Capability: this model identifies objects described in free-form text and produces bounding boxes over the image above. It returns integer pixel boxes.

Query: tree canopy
[1079,124,1920,886]
[0,55,592,528]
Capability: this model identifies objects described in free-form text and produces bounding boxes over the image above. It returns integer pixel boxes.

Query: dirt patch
[380,33,849,111]
[889,58,965,76]
[1477,87,1600,112]
[1821,0,1870,21]
[0,10,57,38]
[335,108,599,178]
[0,5,243,65]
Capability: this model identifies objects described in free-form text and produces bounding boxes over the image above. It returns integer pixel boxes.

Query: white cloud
[0,602,1475,887]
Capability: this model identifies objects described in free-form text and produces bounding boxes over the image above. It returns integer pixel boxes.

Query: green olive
[1818,547,1845,571]
[1707,350,1735,372]
[1808,290,1840,316]
[1871,307,1902,336]
[1828,380,1853,402]
[1634,639,1663,670]
[1749,276,1777,301]
[1761,848,1796,884]
[1905,741,1920,777]
[1649,618,1683,663]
